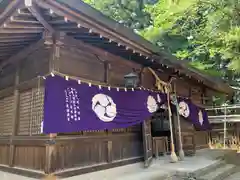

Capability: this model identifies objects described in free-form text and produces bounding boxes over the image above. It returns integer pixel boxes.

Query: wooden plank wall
[48,42,144,172]
[0,65,15,90]
[58,45,105,82]
[0,36,212,174]
[0,45,49,171]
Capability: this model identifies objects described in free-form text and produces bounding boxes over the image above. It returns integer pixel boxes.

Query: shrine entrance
[142,108,176,167]
[151,108,172,157]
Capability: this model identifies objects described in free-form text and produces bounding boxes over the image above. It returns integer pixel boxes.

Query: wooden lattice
[0,95,14,136]
[18,87,44,135]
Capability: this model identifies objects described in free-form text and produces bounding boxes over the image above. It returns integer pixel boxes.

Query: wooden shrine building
[0,0,233,178]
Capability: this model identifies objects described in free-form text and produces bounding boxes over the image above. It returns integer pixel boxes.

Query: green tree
[143,0,240,75]
[83,0,157,29]
[84,0,240,86]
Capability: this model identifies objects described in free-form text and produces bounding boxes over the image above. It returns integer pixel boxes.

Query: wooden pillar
[45,133,57,174]
[223,106,227,149]
[107,130,113,163]
[236,123,240,146]
[104,63,113,163]
[104,61,109,84]
[50,44,60,72]
[44,32,63,174]
[9,68,20,167]
[44,31,64,73]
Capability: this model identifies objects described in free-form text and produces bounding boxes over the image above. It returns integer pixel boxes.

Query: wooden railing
[207,104,240,123]
[0,133,143,175]
[206,104,240,149]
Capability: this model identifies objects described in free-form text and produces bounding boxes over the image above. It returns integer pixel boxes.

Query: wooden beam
[0,54,10,58]
[0,51,20,56]
[9,68,20,167]
[62,35,142,69]
[0,42,34,47]
[0,33,39,39]
[0,28,43,34]
[36,0,151,56]
[0,39,44,70]
[27,0,55,34]
[0,0,22,26]
[0,40,39,47]
[2,23,44,29]
[0,37,39,43]
[10,19,41,24]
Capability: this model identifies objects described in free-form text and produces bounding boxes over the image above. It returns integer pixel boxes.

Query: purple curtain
[177,97,211,130]
[43,75,210,133]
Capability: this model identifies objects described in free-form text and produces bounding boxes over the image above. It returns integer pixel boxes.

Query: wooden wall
[48,39,144,172]
[19,46,50,83]
[57,43,142,87]
[0,39,144,173]
[0,66,15,90]
[0,44,49,172]
[0,94,14,136]
[0,35,212,175]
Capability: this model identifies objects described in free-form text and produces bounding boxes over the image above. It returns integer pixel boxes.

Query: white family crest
[147,95,158,113]
[92,93,117,122]
[198,110,204,125]
[178,101,190,118]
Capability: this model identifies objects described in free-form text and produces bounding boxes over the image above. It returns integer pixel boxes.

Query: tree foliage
[83,0,240,90]
[83,0,157,29]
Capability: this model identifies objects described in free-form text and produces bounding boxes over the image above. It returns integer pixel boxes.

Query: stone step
[226,171,240,180]
[199,164,236,180]
[196,149,235,160]
[115,171,174,180]
[193,160,225,177]
[174,160,224,179]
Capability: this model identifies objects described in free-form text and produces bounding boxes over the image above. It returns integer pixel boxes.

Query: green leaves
[143,0,240,78]
[83,0,240,84]
[83,0,153,30]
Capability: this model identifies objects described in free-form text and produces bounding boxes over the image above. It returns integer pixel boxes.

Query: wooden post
[104,64,113,163]
[173,82,185,160]
[104,61,109,84]
[167,90,178,163]
[51,44,60,72]
[223,106,227,149]
[237,123,240,152]
[107,139,113,163]
[44,31,63,73]
[9,67,20,167]
[45,133,57,174]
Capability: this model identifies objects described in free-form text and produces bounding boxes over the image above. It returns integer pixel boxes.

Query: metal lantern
[124,72,139,88]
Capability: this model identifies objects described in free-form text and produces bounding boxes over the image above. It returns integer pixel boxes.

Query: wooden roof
[0,0,233,94]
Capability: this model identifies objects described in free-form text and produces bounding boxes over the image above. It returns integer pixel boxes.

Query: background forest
[84,0,240,103]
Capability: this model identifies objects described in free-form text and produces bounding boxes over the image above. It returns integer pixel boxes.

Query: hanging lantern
[124,72,139,88]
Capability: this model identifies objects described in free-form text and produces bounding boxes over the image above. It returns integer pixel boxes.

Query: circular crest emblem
[178,101,190,118]
[147,95,158,113]
[92,94,117,122]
